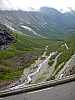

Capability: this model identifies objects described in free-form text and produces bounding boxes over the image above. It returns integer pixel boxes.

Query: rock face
[58,54,75,78]
[63,54,75,76]
[0,24,14,49]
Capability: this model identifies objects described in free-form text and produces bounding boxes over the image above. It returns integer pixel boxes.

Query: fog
[0,0,75,12]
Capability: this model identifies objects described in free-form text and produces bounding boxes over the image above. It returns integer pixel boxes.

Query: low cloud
[0,0,75,12]
[0,0,13,10]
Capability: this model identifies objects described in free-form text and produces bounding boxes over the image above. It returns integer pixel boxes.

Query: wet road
[0,80,75,100]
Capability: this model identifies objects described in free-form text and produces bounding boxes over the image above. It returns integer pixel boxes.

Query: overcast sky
[0,0,75,12]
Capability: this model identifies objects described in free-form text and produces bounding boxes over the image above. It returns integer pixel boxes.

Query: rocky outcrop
[57,54,75,79]
[0,24,14,49]
[63,54,75,76]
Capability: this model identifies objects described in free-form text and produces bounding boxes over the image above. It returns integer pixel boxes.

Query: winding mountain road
[4,46,58,90]
[1,46,63,91]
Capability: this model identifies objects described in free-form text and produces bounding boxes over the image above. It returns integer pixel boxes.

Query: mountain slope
[0,7,75,87]
[0,23,58,85]
[0,8,65,38]
[0,8,75,39]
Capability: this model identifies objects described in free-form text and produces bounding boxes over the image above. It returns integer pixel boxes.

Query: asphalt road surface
[0,80,75,100]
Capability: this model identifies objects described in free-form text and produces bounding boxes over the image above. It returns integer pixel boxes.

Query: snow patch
[5,24,16,31]
[21,25,40,36]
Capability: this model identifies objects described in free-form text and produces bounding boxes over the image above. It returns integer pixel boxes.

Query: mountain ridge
[0,7,75,39]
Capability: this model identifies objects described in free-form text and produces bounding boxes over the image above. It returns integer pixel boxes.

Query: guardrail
[0,75,75,97]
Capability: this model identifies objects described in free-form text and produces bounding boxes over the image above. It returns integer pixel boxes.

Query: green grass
[0,32,58,81]
[0,31,75,82]
[0,69,23,80]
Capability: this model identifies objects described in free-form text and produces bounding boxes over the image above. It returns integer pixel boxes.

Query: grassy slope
[0,32,59,81]
[0,30,75,82]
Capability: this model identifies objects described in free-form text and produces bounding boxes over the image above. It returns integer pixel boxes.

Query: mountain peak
[40,7,61,14]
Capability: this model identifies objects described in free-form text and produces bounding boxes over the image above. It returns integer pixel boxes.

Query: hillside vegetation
[0,30,59,81]
[0,7,75,86]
